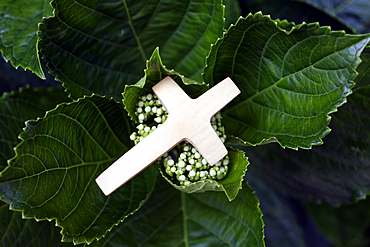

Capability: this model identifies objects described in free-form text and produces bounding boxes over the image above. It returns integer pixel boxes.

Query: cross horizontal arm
[196,77,241,118]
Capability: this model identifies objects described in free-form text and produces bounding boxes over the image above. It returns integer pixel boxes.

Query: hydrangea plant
[1,0,370,246]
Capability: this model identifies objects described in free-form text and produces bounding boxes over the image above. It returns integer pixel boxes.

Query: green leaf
[87,177,265,247]
[123,48,208,123]
[0,0,53,78]
[301,0,370,33]
[162,148,249,201]
[38,0,225,100]
[0,201,75,247]
[204,12,370,149]
[0,86,69,171]
[243,51,370,205]
[0,95,158,244]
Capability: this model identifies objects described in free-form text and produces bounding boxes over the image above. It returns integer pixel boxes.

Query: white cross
[96,76,240,195]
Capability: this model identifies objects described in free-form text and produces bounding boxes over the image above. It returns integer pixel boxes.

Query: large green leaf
[204,12,370,149]
[0,201,75,247]
[0,86,69,171]
[243,51,370,205]
[86,177,265,247]
[0,0,53,78]
[300,0,370,33]
[0,95,158,244]
[38,0,224,100]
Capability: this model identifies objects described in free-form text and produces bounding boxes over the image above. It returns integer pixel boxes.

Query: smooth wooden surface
[96,76,240,196]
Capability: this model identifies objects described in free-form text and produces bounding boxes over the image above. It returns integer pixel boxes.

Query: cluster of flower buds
[130,93,229,186]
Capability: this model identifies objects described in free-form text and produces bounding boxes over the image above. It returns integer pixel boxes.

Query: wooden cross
[96,76,240,196]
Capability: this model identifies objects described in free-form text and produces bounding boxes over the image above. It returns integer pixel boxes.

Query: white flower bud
[146,94,153,100]
[152,106,157,114]
[196,162,202,168]
[189,170,196,177]
[178,160,185,168]
[180,153,186,160]
[179,175,186,181]
[145,106,151,113]
[154,117,162,123]
[209,169,216,177]
[156,108,163,115]
[167,159,175,166]
[129,133,136,140]
[186,165,192,171]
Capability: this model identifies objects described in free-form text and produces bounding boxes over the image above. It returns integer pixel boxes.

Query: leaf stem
[181,192,189,247]
[122,0,147,62]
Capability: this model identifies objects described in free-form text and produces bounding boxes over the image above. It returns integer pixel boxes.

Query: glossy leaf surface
[204,12,370,149]
[0,0,52,78]
[0,86,69,171]
[87,178,265,247]
[38,0,224,100]
[244,51,370,205]
[0,95,157,244]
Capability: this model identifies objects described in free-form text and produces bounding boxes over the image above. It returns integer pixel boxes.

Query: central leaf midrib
[181,192,189,247]
[122,0,147,62]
